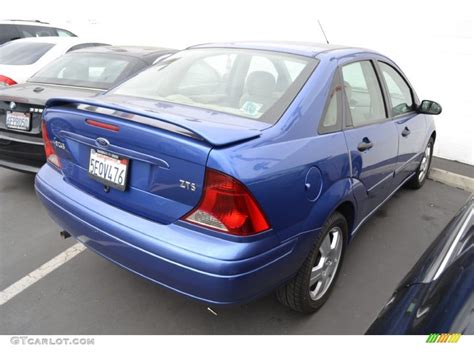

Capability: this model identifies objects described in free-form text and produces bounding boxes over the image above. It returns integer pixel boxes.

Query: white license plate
[6,111,31,131]
[88,149,129,191]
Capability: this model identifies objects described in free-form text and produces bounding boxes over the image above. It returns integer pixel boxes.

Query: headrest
[246,71,276,97]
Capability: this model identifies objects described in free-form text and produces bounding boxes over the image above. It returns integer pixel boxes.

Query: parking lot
[0,166,470,335]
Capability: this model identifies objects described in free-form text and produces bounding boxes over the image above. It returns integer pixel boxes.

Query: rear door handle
[401,127,411,137]
[357,138,373,152]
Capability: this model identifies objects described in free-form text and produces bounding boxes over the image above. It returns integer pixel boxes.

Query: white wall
[4,0,473,164]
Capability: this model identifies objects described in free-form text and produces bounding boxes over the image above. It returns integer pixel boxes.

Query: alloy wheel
[309,226,343,301]
[418,143,432,182]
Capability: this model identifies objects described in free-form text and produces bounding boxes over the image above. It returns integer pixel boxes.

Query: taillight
[41,121,61,168]
[183,169,270,236]
[0,75,17,86]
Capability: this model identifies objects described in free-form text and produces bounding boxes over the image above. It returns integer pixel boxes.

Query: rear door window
[15,25,57,37]
[0,24,20,45]
[342,61,386,127]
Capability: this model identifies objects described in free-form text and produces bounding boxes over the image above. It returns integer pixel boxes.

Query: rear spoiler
[45,97,266,147]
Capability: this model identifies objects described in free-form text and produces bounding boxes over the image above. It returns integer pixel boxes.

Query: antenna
[318,19,330,44]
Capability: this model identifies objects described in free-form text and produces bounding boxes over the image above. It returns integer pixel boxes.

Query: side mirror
[418,100,442,115]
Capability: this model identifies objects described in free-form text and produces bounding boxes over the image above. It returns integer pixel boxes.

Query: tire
[276,211,348,313]
[407,137,434,189]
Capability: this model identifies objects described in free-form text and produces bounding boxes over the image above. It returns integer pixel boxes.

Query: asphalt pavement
[0,167,470,334]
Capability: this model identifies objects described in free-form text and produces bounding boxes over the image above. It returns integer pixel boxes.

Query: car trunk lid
[42,96,266,224]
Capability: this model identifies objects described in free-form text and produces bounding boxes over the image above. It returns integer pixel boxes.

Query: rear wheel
[276,212,347,313]
[407,137,434,189]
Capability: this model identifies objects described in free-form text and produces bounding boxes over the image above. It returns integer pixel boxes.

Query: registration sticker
[240,101,263,117]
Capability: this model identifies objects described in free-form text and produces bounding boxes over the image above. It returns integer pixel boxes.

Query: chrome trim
[59,130,170,169]
[367,171,394,193]
[96,137,110,147]
[433,208,473,281]
[394,151,422,175]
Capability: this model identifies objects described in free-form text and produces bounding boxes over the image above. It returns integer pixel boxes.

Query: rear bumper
[0,138,45,173]
[35,164,317,305]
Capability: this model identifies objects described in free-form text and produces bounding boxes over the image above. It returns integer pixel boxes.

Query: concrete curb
[429,168,474,193]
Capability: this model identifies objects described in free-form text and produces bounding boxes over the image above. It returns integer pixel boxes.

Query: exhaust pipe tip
[60,230,71,239]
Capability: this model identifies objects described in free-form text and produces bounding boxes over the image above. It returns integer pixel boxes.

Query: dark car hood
[366,197,474,335]
[396,197,473,287]
[0,82,105,106]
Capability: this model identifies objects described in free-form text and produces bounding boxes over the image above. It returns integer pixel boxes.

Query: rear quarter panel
[207,54,356,243]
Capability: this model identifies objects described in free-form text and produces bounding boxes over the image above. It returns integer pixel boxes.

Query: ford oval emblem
[96,137,110,147]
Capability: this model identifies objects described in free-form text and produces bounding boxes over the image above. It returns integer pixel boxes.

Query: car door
[341,60,399,215]
[376,61,427,186]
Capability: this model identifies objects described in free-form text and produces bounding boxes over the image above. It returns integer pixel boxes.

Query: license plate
[5,111,31,131]
[88,149,129,191]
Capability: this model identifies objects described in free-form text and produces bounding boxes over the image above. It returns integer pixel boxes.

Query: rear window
[0,41,54,65]
[29,52,141,90]
[111,48,317,124]
[15,25,76,38]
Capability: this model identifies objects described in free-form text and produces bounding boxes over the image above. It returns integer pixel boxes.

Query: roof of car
[5,36,93,45]
[0,19,53,26]
[189,41,371,58]
[72,45,177,62]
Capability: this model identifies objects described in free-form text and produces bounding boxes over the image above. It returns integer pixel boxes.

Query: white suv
[0,20,76,45]
[0,37,108,85]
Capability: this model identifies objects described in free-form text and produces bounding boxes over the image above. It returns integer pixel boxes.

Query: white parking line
[0,242,86,306]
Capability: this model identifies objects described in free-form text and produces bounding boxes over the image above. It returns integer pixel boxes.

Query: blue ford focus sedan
[35,42,442,312]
